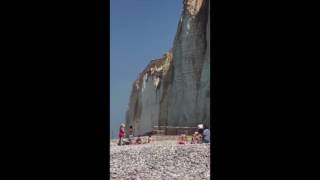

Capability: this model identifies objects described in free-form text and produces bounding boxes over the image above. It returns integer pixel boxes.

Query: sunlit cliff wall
[125,0,210,136]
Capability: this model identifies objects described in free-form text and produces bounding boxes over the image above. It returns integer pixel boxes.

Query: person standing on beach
[128,125,134,144]
[118,123,125,146]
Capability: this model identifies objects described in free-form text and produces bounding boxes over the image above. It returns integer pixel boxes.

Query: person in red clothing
[118,123,126,146]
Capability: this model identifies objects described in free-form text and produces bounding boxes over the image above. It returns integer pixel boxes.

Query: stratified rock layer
[125,0,210,136]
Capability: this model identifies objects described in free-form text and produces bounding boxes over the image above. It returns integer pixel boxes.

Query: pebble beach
[110,137,210,180]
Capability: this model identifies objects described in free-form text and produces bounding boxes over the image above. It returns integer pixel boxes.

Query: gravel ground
[110,140,210,180]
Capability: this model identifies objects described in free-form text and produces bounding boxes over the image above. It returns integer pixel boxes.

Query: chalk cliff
[125,0,210,136]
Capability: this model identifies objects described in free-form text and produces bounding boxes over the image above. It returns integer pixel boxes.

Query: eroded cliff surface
[125,0,210,136]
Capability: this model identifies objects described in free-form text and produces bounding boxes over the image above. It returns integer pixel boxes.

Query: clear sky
[110,0,182,138]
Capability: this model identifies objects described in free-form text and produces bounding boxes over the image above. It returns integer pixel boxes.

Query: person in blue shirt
[203,125,210,143]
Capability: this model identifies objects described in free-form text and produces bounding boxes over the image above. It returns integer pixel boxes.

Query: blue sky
[110,0,182,138]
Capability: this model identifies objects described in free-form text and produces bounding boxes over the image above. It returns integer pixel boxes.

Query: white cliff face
[125,53,173,136]
[125,0,210,135]
[168,0,210,127]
